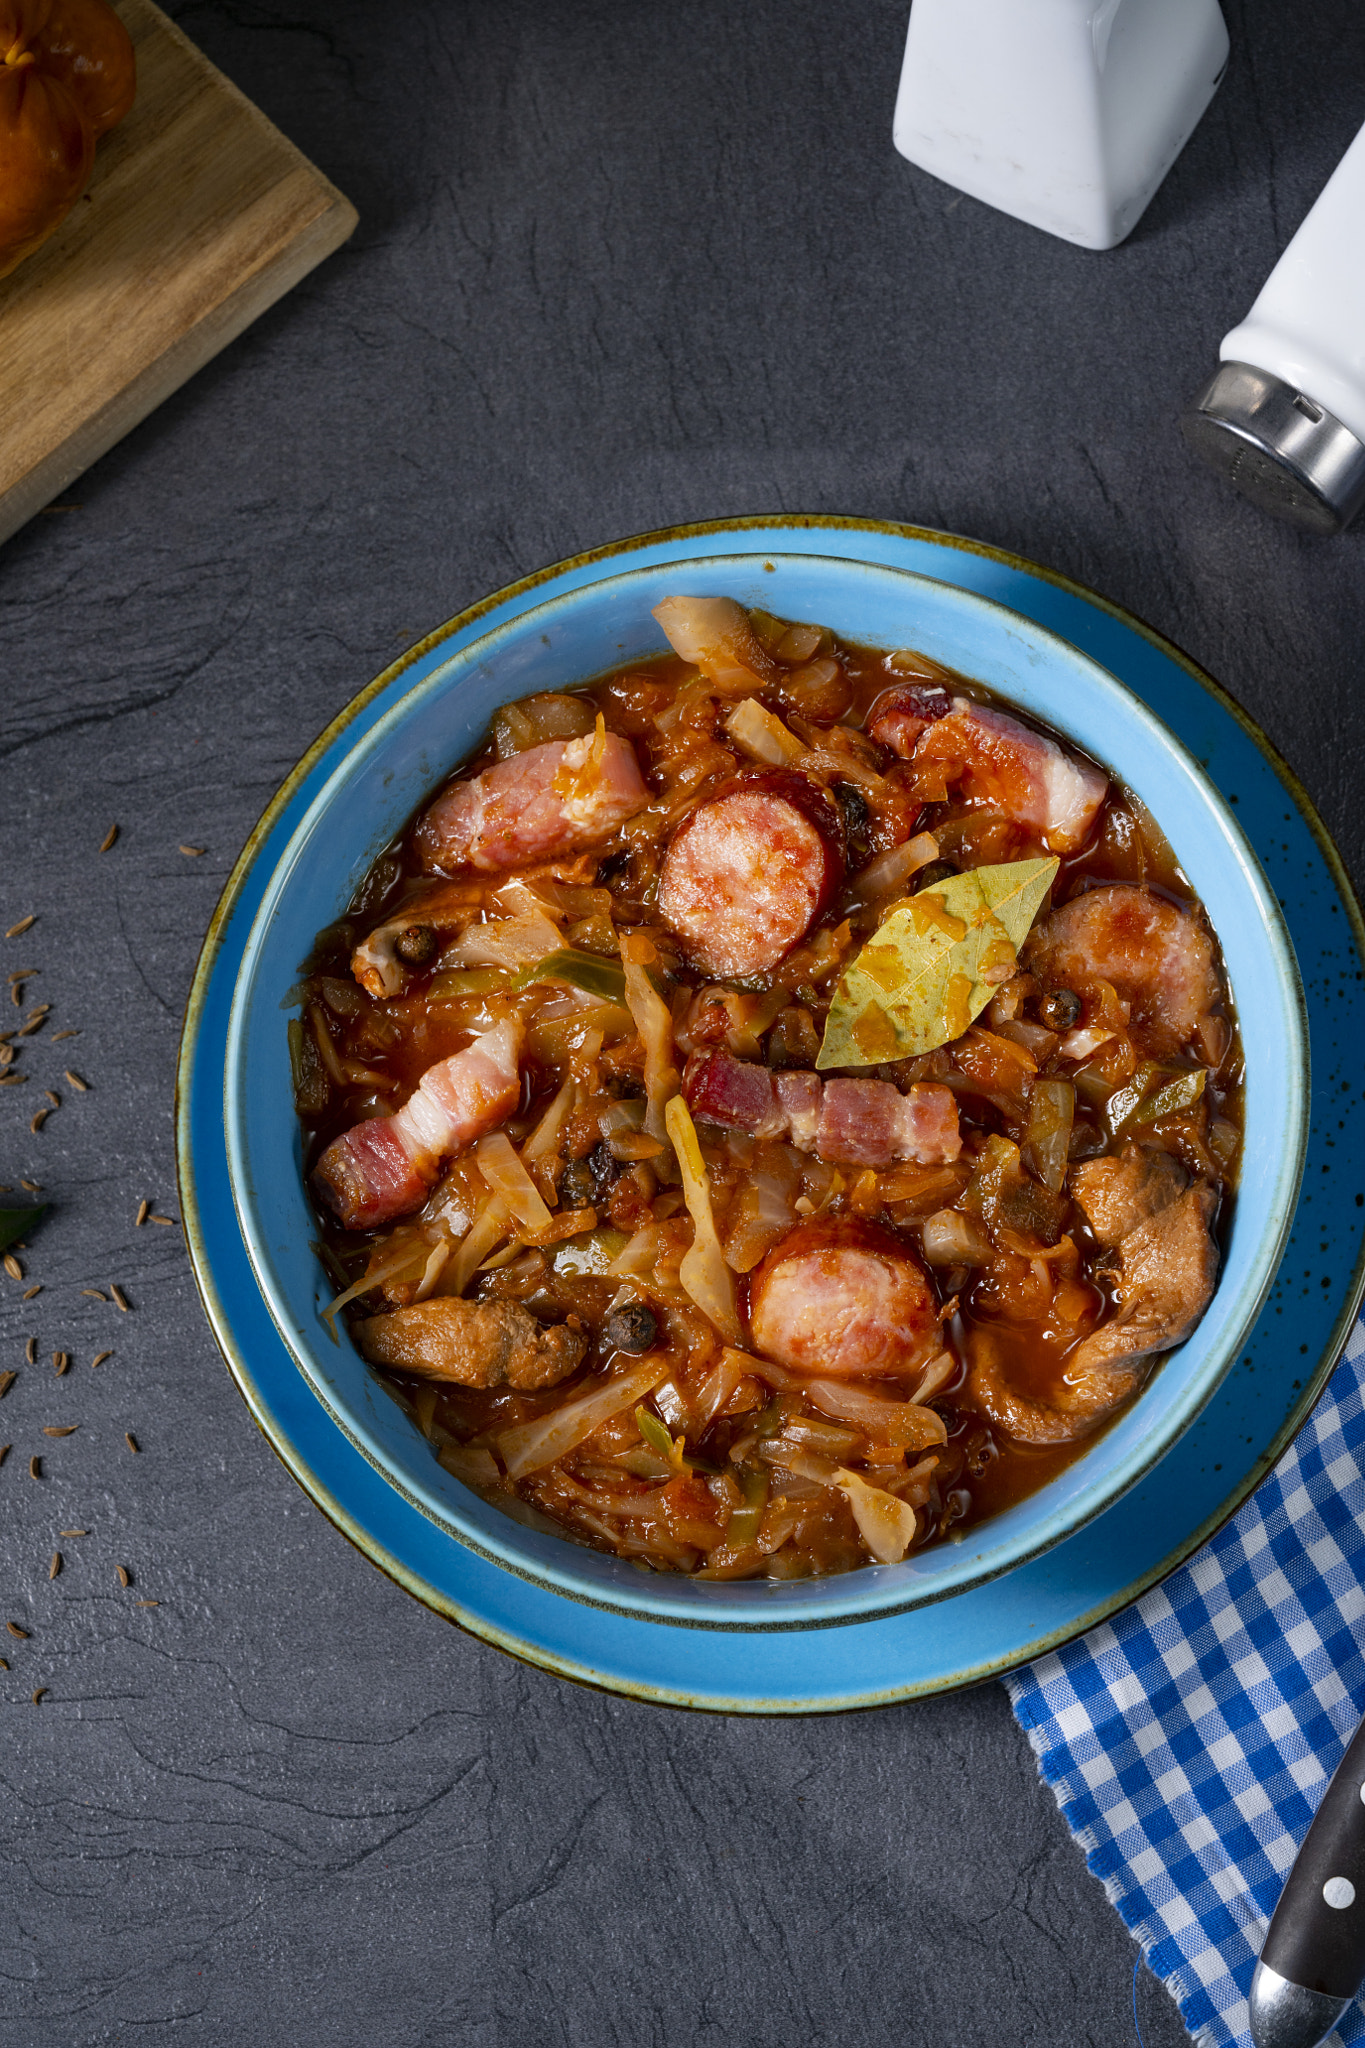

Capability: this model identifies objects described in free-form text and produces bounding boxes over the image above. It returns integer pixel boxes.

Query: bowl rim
[218,531,1310,1631]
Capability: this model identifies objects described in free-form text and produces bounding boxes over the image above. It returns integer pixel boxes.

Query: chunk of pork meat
[1069,1144,1188,1249]
[902,697,1108,853]
[652,595,784,694]
[313,1019,522,1231]
[867,682,952,756]
[355,1297,586,1391]
[969,1183,1218,1445]
[1025,885,1223,1058]
[658,771,844,979]
[749,1219,940,1378]
[414,731,648,873]
[683,1048,961,1167]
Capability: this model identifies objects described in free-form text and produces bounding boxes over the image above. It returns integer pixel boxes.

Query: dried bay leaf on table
[817,857,1059,1069]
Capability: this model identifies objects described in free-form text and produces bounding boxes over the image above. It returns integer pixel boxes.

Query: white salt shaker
[892,0,1230,251]
[1182,120,1365,534]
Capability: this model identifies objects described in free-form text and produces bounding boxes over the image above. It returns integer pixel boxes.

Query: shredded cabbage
[475,1133,552,1233]
[620,933,679,1145]
[666,1096,743,1346]
[497,1355,669,1480]
[832,1467,917,1563]
[725,697,806,766]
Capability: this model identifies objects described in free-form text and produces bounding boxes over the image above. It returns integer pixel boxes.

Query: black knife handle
[1263,1710,1365,1999]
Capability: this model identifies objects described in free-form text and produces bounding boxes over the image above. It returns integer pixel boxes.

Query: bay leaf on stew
[816,857,1059,1069]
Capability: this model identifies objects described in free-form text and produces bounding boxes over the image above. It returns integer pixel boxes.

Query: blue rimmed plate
[177,518,1365,1710]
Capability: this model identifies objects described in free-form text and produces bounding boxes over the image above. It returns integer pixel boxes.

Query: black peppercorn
[1038,987,1083,1030]
[602,1302,658,1355]
[394,924,438,967]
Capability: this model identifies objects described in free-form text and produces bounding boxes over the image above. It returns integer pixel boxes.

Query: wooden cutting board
[0,0,357,549]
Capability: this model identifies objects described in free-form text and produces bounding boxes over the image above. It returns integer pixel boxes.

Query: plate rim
[175,513,1365,1710]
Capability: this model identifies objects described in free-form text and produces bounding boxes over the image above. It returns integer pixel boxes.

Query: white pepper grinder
[892,0,1230,251]
[1182,120,1365,535]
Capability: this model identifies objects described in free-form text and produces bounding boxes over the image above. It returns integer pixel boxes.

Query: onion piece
[1059,1025,1118,1061]
[845,832,939,911]
[1025,1077,1075,1194]
[437,1442,500,1488]
[521,1074,576,1170]
[908,1349,956,1405]
[666,1095,743,1345]
[496,1356,670,1480]
[620,933,679,1145]
[920,1208,992,1267]
[725,696,807,767]
[833,1467,917,1563]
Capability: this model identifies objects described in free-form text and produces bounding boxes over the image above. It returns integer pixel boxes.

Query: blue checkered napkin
[1005,1321,1365,2048]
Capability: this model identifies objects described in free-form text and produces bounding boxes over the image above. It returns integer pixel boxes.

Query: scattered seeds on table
[29,1110,47,1134]
[17,1008,50,1036]
[0,1658,8,1670]
[99,824,118,853]
[61,1529,88,1538]
[19,1180,39,1193]
[7,970,36,986]
[135,1201,148,1227]
[43,1090,59,1109]
[53,1355,68,1376]
[42,1425,76,1437]
[116,1566,130,1588]
[0,1446,10,1468]
[5,915,35,938]
[7,1622,28,1639]
[0,1074,25,1088]
[64,1072,88,1092]
[23,1338,35,1364]
[81,1289,107,1301]
[0,1374,14,1399]
[124,1432,139,1454]
[48,1553,60,1580]
[50,1030,78,1042]
[21,1285,40,1300]
[31,1689,46,1705]
[110,1285,130,1312]
[179,845,206,857]
[3,1254,20,1281]
[28,1456,39,1479]
[149,1215,175,1227]
[90,1351,111,1370]
[137,1600,158,1608]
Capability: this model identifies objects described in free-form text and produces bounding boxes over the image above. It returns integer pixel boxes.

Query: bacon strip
[313,1019,523,1230]
[414,732,648,873]
[682,1050,961,1167]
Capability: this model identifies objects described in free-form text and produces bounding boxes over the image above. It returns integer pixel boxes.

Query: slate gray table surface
[2,2,1364,2042]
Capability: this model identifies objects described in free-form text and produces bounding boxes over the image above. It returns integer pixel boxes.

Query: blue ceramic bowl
[224,552,1308,1631]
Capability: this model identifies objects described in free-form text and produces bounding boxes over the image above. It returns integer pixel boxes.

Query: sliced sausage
[414,730,648,873]
[748,1219,940,1378]
[1024,885,1223,1058]
[658,770,844,979]
[355,1298,586,1391]
[912,699,1108,853]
